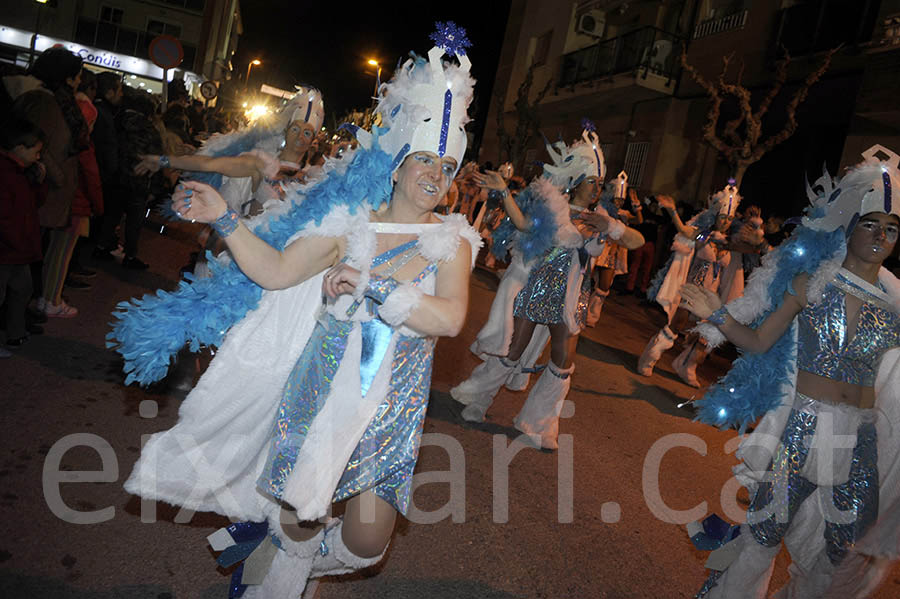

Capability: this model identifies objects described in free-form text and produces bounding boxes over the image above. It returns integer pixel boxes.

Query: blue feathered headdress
[107,140,393,386]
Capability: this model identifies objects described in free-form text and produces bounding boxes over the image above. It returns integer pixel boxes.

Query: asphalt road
[1,217,897,598]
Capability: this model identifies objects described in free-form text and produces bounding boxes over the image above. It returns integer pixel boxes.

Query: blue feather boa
[490,185,558,264]
[107,143,394,386]
[186,124,283,189]
[694,226,845,431]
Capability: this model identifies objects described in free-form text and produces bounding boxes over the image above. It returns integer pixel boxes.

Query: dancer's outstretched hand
[472,170,507,193]
[171,181,227,223]
[657,195,676,212]
[322,263,361,299]
[680,283,722,320]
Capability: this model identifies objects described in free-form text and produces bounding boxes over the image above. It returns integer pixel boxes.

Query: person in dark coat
[3,47,86,317]
[0,118,47,353]
[97,88,162,269]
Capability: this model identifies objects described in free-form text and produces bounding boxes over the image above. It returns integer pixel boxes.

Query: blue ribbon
[360,318,393,397]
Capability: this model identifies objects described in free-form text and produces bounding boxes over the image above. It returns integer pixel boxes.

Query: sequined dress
[512,204,602,331]
[258,235,438,515]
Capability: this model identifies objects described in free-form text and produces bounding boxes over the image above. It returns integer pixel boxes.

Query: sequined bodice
[797,275,900,386]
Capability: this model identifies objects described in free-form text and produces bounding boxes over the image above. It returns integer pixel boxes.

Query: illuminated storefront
[0,24,202,97]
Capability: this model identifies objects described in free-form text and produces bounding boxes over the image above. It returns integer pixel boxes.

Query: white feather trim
[531,178,582,247]
[807,251,844,304]
[422,213,482,269]
[379,284,424,326]
[671,234,694,255]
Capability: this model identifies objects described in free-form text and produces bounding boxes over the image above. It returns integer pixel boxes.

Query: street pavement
[1,217,898,598]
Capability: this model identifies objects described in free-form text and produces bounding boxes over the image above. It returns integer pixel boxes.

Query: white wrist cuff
[606,219,626,240]
[378,284,424,326]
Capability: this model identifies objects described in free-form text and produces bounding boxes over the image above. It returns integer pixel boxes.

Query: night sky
[236,1,514,136]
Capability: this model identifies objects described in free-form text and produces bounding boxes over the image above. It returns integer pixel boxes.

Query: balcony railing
[74,17,196,71]
[559,26,682,88]
[692,9,748,40]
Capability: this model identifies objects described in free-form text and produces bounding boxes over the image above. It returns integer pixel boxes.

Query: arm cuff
[606,218,626,241]
[378,284,424,326]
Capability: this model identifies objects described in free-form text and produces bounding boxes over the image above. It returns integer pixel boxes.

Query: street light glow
[252,59,261,65]
[368,59,378,66]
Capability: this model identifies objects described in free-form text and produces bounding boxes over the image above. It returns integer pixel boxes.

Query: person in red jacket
[0,118,46,355]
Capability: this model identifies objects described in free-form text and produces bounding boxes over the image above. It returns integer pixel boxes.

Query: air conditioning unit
[575,10,606,38]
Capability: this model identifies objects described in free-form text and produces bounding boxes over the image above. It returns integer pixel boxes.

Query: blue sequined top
[797,275,900,387]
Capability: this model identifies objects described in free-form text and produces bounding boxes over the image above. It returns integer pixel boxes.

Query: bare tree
[495,61,554,167]
[680,47,837,186]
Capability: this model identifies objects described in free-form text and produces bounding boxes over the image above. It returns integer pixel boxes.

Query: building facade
[0,0,241,99]
[482,0,900,216]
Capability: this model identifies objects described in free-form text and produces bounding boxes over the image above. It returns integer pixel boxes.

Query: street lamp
[367,59,382,106]
[29,0,50,67]
[245,59,261,90]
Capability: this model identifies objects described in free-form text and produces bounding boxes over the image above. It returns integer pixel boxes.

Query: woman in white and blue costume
[450,128,644,449]
[119,24,481,598]
[136,86,326,217]
[680,145,900,598]
[637,182,741,387]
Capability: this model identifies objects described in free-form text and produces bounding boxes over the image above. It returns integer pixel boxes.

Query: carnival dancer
[135,86,325,217]
[585,175,643,327]
[682,145,900,598]
[450,128,644,449]
[113,24,481,598]
[636,181,741,386]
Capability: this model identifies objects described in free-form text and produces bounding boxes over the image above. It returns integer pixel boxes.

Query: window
[147,19,182,39]
[623,142,650,186]
[100,6,124,24]
[533,31,552,66]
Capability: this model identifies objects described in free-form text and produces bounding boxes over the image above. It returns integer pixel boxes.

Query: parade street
[2,218,898,599]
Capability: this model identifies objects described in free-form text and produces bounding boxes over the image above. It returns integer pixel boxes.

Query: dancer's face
[572,176,600,207]
[392,151,457,212]
[284,120,315,156]
[847,212,899,264]
[715,214,733,232]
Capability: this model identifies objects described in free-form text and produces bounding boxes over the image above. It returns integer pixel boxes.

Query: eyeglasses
[856,220,900,242]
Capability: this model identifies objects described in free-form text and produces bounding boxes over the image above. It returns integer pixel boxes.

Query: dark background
[235,1,514,137]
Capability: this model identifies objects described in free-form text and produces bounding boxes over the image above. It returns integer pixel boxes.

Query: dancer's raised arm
[172,181,339,289]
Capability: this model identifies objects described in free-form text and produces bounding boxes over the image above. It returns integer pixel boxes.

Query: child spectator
[0,118,47,355]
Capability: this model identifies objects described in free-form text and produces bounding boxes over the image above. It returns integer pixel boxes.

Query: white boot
[637,326,676,376]
[672,338,705,388]
[585,288,609,327]
[236,510,326,599]
[513,361,574,450]
[451,356,517,422]
[303,517,388,597]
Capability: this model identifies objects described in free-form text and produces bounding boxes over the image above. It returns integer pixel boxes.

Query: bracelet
[364,275,400,304]
[707,306,729,326]
[211,209,240,237]
[488,188,508,201]
[159,155,171,168]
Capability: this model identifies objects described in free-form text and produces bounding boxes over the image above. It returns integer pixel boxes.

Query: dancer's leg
[341,490,398,558]
[513,323,576,449]
[452,317,535,421]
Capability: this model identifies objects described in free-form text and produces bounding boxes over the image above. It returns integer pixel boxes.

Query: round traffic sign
[149,35,184,70]
[200,81,218,100]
